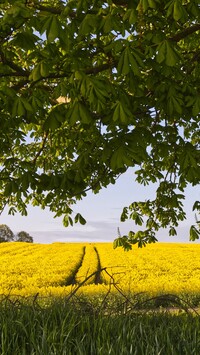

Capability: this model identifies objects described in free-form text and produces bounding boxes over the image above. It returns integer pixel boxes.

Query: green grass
[0,300,199,355]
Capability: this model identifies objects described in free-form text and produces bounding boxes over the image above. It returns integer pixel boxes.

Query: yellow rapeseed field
[0,242,199,300]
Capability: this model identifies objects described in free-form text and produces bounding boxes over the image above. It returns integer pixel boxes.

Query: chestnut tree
[0,0,200,249]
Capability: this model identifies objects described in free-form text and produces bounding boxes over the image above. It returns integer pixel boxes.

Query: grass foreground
[0,300,200,355]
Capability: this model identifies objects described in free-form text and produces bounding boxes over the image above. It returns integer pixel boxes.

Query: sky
[0,168,199,244]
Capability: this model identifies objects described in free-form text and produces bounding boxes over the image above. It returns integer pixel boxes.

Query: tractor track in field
[93,247,103,285]
[66,246,103,286]
[65,246,86,286]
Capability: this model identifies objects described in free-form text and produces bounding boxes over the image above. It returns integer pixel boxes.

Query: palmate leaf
[10,32,40,50]
[67,102,92,125]
[3,2,31,21]
[169,226,177,236]
[189,225,200,241]
[123,9,137,24]
[136,0,149,13]
[112,101,133,124]
[43,113,61,131]
[74,213,86,225]
[113,236,133,251]
[128,49,140,76]
[157,40,179,66]
[78,103,93,124]
[156,41,166,63]
[117,47,142,76]
[117,48,130,75]
[63,214,73,227]
[193,201,200,212]
[110,146,133,170]
[12,97,33,117]
[30,65,41,82]
[40,15,60,42]
[179,143,199,175]
[130,211,144,226]
[79,14,100,35]
[167,96,183,115]
[165,0,188,21]
[192,97,200,117]
[40,62,49,77]
[165,41,180,66]
[148,0,157,8]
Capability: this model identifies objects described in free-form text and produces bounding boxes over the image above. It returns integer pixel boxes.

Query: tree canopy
[0,224,14,242]
[0,0,200,249]
[15,231,33,243]
[0,224,33,242]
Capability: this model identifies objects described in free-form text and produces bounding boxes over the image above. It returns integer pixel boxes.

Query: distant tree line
[0,225,33,243]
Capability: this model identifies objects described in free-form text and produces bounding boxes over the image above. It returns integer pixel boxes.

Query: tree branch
[0,72,29,78]
[11,80,29,90]
[170,24,200,42]
[30,3,76,18]
[33,4,63,15]
[0,49,30,77]
[33,62,116,83]
[32,132,49,165]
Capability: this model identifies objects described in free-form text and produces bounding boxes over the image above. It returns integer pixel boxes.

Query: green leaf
[117,47,142,76]
[123,9,137,24]
[173,0,182,21]
[79,214,86,225]
[113,237,123,249]
[127,49,140,76]
[40,62,49,77]
[112,101,133,124]
[79,14,100,35]
[110,147,125,170]
[167,95,183,114]
[31,65,42,82]
[79,103,92,124]
[113,236,132,251]
[137,0,149,13]
[43,113,61,130]
[68,102,80,125]
[169,226,177,236]
[165,0,174,18]
[112,102,121,122]
[120,207,128,222]
[75,212,86,225]
[103,14,114,33]
[117,48,130,75]
[189,225,200,241]
[193,201,200,212]
[156,41,166,64]
[63,215,73,227]
[11,32,39,50]
[4,183,13,197]
[192,97,200,117]
[157,40,179,66]
[179,143,199,172]
[165,41,179,66]
[130,211,144,225]
[48,16,60,42]
[110,146,133,170]
[148,0,157,9]
[173,0,187,21]
[12,97,31,117]
[41,15,60,42]
[20,97,33,112]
